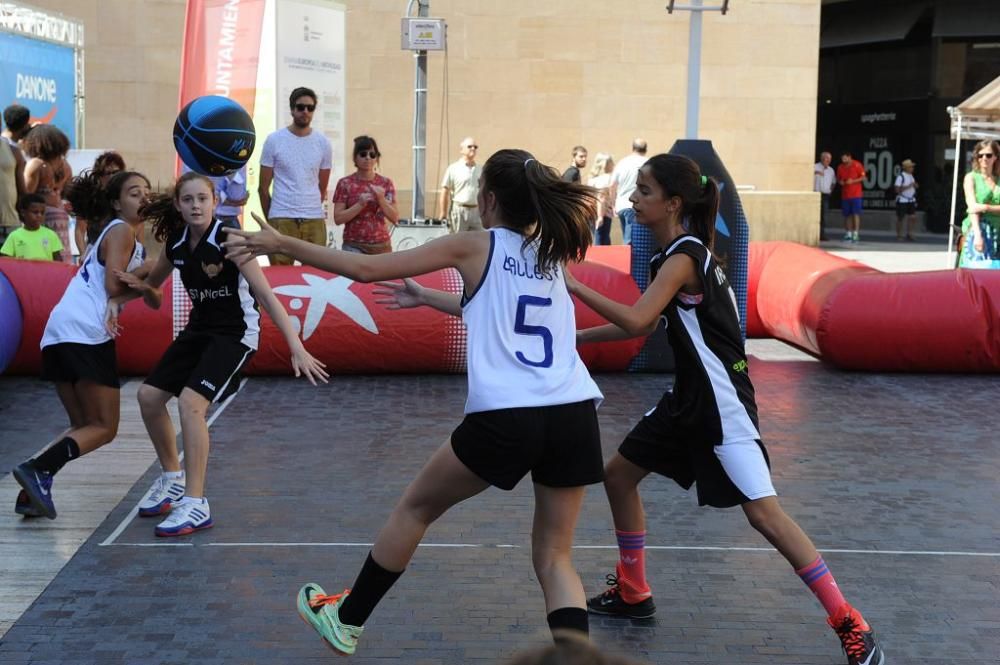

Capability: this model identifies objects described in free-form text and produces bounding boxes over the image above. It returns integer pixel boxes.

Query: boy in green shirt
[0,193,63,261]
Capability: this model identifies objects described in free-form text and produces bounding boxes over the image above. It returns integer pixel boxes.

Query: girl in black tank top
[567,154,884,665]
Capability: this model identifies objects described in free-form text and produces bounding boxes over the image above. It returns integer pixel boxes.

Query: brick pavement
[0,361,998,664]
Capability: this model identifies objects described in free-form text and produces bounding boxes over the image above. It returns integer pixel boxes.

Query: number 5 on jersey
[514,295,553,368]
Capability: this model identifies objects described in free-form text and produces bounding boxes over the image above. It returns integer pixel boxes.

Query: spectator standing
[587,152,615,246]
[0,193,63,261]
[333,135,399,254]
[258,86,333,265]
[0,124,19,243]
[836,151,865,243]
[1,105,31,243]
[813,151,834,241]
[894,159,919,241]
[609,138,648,244]
[439,137,481,232]
[562,146,588,183]
[22,124,73,263]
[958,139,1000,268]
[73,151,126,256]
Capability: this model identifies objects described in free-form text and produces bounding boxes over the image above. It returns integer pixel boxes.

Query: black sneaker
[586,573,656,618]
[828,604,885,665]
[12,461,57,519]
[15,489,43,518]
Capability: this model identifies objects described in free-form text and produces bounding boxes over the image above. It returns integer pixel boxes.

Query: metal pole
[411,0,429,222]
[685,0,703,139]
[947,111,962,267]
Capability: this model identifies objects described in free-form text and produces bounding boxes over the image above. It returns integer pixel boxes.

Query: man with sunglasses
[438,137,482,233]
[258,86,333,264]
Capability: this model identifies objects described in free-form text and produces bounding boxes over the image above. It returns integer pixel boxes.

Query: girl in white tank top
[223,149,604,651]
[13,171,162,521]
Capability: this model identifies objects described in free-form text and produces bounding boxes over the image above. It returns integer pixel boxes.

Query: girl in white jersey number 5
[566,154,883,665]
[109,172,328,538]
[223,149,603,656]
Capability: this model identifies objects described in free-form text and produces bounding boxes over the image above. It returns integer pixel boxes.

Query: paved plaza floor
[0,341,997,664]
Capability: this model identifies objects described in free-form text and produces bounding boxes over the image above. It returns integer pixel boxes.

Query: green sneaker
[296,583,364,656]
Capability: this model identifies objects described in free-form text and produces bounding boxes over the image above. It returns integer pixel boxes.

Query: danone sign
[0,30,76,145]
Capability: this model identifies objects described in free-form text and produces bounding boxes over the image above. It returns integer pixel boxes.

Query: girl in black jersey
[110,172,328,537]
[566,154,884,665]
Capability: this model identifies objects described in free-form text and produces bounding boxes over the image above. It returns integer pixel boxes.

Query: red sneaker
[828,603,885,665]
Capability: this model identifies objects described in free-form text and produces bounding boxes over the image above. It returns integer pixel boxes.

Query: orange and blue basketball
[173,95,255,176]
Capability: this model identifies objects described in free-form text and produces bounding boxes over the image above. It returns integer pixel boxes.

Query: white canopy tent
[947,74,1000,266]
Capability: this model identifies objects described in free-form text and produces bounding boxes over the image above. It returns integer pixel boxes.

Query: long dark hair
[64,169,151,244]
[142,171,215,243]
[481,149,596,271]
[642,154,720,250]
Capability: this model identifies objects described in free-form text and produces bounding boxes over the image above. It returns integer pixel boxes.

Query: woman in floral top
[333,135,399,254]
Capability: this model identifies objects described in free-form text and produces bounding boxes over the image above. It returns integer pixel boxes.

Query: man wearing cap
[894,159,919,241]
[439,137,481,232]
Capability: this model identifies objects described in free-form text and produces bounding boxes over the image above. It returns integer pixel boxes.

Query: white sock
[163,470,185,482]
[182,495,206,504]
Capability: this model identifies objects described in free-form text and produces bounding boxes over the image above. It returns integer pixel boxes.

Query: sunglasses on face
[294,103,316,112]
[977,152,995,159]
[357,151,379,159]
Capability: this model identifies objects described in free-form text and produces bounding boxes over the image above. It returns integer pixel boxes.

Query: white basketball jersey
[41,219,146,348]
[462,227,602,414]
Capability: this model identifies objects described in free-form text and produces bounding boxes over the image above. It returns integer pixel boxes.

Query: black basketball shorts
[451,399,604,491]
[144,330,254,403]
[41,340,119,388]
[619,403,775,508]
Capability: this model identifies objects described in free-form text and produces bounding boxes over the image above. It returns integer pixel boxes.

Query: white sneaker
[155,497,213,537]
[138,475,185,517]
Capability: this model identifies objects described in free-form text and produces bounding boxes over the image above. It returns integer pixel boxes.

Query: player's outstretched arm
[565,258,689,337]
[238,257,329,386]
[222,213,476,285]
[372,278,462,317]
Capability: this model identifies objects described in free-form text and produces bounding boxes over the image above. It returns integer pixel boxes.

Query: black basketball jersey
[651,234,760,444]
[165,218,260,349]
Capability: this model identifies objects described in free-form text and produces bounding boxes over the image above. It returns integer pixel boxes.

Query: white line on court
[98,378,249,547]
[106,541,1000,557]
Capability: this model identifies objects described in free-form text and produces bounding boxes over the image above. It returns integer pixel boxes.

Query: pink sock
[615,530,651,602]
[796,556,847,617]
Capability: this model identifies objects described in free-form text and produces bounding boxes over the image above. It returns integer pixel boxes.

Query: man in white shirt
[439,137,481,232]
[609,138,648,244]
[813,151,835,241]
[258,86,333,265]
[894,158,919,241]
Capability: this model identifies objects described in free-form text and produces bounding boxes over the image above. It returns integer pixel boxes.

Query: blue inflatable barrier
[0,270,23,374]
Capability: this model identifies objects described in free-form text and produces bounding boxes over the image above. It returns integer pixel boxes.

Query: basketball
[173,95,255,176]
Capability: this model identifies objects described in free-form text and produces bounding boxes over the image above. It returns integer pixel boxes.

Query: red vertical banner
[177,0,267,171]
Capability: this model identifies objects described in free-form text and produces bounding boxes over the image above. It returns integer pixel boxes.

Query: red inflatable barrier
[1,257,177,375]
[750,242,1000,372]
[0,257,644,376]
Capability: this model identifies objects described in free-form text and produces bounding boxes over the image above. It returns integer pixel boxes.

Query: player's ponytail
[643,154,719,251]
[65,169,151,244]
[143,172,213,242]
[481,149,596,272]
